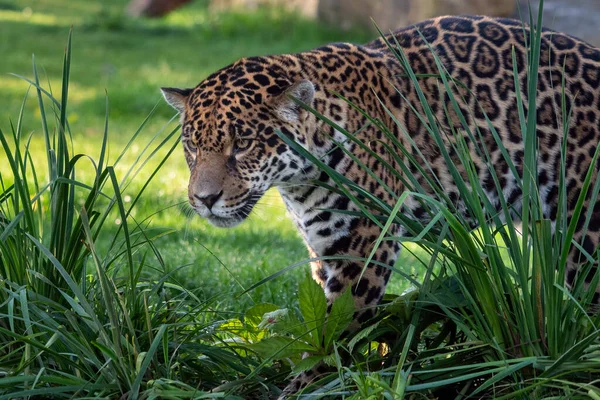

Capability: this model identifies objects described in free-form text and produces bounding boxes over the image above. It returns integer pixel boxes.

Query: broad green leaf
[384,288,418,320]
[348,321,381,352]
[259,308,307,338]
[292,355,326,375]
[324,287,354,348]
[299,272,327,347]
[249,336,315,361]
[321,353,338,367]
[219,319,249,341]
[244,303,278,329]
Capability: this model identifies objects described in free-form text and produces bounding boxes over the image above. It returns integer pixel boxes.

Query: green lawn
[0,0,422,314]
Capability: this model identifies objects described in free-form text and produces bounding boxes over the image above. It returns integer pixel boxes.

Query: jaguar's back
[372,16,600,281]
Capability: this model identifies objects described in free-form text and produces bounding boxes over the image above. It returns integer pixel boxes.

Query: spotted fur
[162,15,600,396]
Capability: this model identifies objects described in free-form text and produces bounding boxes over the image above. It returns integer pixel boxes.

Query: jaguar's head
[162,59,319,228]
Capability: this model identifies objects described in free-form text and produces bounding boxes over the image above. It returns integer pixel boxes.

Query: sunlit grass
[0,8,64,26]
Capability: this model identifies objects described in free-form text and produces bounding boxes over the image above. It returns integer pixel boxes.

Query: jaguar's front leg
[279,233,398,398]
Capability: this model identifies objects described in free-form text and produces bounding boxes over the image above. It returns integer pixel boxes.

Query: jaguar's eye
[233,138,251,154]
[230,124,253,155]
[183,141,197,169]
[184,139,197,154]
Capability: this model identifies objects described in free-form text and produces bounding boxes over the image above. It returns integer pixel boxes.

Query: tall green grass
[0,31,270,399]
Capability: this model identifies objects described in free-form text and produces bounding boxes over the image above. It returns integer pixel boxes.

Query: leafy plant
[220,273,354,382]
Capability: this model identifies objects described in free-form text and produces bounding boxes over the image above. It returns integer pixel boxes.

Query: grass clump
[0,31,262,399]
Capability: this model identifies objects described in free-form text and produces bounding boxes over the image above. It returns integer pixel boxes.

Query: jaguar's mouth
[201,191,261,228]
[206,214,245,228]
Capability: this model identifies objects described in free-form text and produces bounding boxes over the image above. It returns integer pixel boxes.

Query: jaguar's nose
[194,190,223,210]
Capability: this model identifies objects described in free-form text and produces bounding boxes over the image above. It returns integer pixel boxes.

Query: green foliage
[299,271,328,346]
[324,287,354,349]
[223,273,353,373]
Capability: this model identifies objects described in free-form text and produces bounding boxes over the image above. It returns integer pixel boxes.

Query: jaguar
[162,15,600,396]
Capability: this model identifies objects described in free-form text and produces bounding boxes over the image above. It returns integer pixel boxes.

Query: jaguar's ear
[272,80,315,122]
[161,87,193,114]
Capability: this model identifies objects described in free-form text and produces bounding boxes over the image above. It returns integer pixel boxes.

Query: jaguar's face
[161,61,316,227]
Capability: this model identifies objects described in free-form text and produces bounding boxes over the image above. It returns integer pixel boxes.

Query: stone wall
[317,0,516,31]
[209,0,517,31]
[209,0,318,18]
[519,0,600,46]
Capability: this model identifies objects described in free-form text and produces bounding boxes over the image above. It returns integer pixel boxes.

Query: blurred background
[128,0,599,44]
[0,0,594,308]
